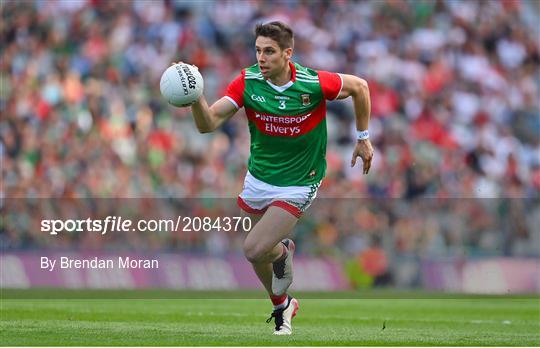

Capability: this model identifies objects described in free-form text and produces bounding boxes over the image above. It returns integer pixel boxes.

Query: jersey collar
[265,61,296,93]
[290,61,296,82]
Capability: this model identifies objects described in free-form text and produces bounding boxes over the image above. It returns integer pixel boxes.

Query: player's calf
[243,241,282,264]
[271,239,295,296]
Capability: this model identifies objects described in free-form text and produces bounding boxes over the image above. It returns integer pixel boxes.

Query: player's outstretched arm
[191,95,238,133]
[337,74,374,174]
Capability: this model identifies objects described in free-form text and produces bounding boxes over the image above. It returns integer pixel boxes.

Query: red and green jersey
[225,61,342,186]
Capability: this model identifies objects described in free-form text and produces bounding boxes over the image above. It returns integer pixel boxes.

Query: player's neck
[268,62,291,86]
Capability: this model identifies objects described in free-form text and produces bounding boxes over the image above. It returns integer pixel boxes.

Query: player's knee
[243,242,266,263]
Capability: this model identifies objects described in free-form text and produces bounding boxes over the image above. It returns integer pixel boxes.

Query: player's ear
[284,47,292,59]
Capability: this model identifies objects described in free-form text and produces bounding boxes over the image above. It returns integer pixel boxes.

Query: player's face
[255,36,292,79]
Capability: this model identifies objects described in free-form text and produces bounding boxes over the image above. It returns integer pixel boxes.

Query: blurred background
[1,0,539,293]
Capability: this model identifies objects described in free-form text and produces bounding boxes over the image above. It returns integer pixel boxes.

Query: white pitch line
[470,319,512,324]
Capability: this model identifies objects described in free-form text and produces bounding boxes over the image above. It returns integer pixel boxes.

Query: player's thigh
[239,210,262,241]
[240,210,263,225]
[243,206,298,253]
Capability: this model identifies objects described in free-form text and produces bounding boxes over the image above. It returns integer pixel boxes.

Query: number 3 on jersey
[278,100,286,109]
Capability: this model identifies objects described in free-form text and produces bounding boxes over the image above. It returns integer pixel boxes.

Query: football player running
[181,21,373,335]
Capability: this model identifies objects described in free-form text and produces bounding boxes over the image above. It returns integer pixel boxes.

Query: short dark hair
[254,21,294,50]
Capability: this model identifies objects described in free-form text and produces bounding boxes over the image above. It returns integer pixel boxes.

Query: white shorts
[237,171,321,218]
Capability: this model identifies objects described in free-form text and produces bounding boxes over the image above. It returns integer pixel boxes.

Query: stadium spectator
[2,0,539,264]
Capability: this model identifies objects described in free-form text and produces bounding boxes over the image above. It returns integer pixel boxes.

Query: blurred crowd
[2,0,539,258]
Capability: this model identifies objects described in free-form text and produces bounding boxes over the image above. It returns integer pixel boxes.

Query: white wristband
[357,130,369,140]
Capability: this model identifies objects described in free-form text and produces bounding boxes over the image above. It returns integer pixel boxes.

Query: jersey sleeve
[317,71,343,100]
[224,71,245,109]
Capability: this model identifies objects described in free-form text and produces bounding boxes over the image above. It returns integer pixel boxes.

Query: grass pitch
[1,289,539,346]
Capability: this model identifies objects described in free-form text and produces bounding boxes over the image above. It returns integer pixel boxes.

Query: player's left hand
[350,139,374,174]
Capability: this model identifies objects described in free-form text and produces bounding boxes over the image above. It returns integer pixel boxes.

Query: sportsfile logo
[41,216,180,235]
[40,216,252,235]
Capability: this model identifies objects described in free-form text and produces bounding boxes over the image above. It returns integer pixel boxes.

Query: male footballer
[186,21,373,335]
